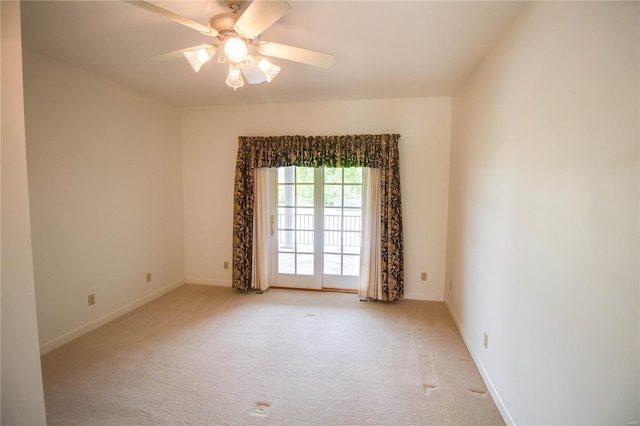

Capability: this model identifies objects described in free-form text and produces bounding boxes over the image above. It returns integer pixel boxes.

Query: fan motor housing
[209,12,240,37]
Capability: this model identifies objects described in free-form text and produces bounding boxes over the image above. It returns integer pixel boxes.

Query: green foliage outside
[278,167,363,207]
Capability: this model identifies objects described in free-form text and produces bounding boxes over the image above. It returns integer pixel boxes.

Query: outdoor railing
[278,213,361,247]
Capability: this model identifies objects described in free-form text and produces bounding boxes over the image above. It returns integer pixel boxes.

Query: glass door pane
[273,166,318,288]
[322,167,362,290]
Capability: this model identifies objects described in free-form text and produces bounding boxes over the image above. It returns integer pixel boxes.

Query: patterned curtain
[232,134,404,301]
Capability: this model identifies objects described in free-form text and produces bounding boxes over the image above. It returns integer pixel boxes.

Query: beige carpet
[41,285,504,425]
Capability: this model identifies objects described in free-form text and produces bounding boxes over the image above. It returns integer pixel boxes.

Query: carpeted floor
[41,285,504,425]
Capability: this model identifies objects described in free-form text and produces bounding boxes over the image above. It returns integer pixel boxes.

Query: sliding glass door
[269,166,362,290]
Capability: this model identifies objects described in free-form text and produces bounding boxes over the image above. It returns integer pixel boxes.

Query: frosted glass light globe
[225,65,245,90]
[224,37,248,63]
[258,57,280,82]
[183,47,214,72]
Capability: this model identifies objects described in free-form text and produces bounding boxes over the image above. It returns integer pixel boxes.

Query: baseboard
[185,278,232,287]
[39,278,186,355]
[184,279,433,298]
[444,298,515,426]
[182,281,439,300]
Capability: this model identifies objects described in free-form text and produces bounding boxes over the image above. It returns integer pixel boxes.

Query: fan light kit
[125,0,334,90]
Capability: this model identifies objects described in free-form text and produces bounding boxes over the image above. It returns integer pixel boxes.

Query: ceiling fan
[125,0,334,90]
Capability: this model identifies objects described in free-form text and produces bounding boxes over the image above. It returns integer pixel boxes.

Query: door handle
[270,215,275,236]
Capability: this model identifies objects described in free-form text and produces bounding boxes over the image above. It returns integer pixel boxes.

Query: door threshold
[269,286,357,295]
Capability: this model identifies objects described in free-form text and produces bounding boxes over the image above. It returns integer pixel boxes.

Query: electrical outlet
[146,273,151,283]
[88,294,95,306]
[449,281,453,292]
[483,332,488,349]
[224,261,229,270]
[421,272,427,281]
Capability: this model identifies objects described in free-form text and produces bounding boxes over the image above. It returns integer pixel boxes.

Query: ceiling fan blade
[257,41,334,68]
[150,44,218,61]
[240,60,268,85]
[233,0,291,40]
[124,1,218,37]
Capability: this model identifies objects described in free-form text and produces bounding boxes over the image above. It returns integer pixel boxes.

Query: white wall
[0,2,47,423]
[182,98,451,300]
[23,50,186,353]
[446,2,639,424]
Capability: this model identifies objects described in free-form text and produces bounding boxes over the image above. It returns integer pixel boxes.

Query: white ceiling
[21,1,525,107]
